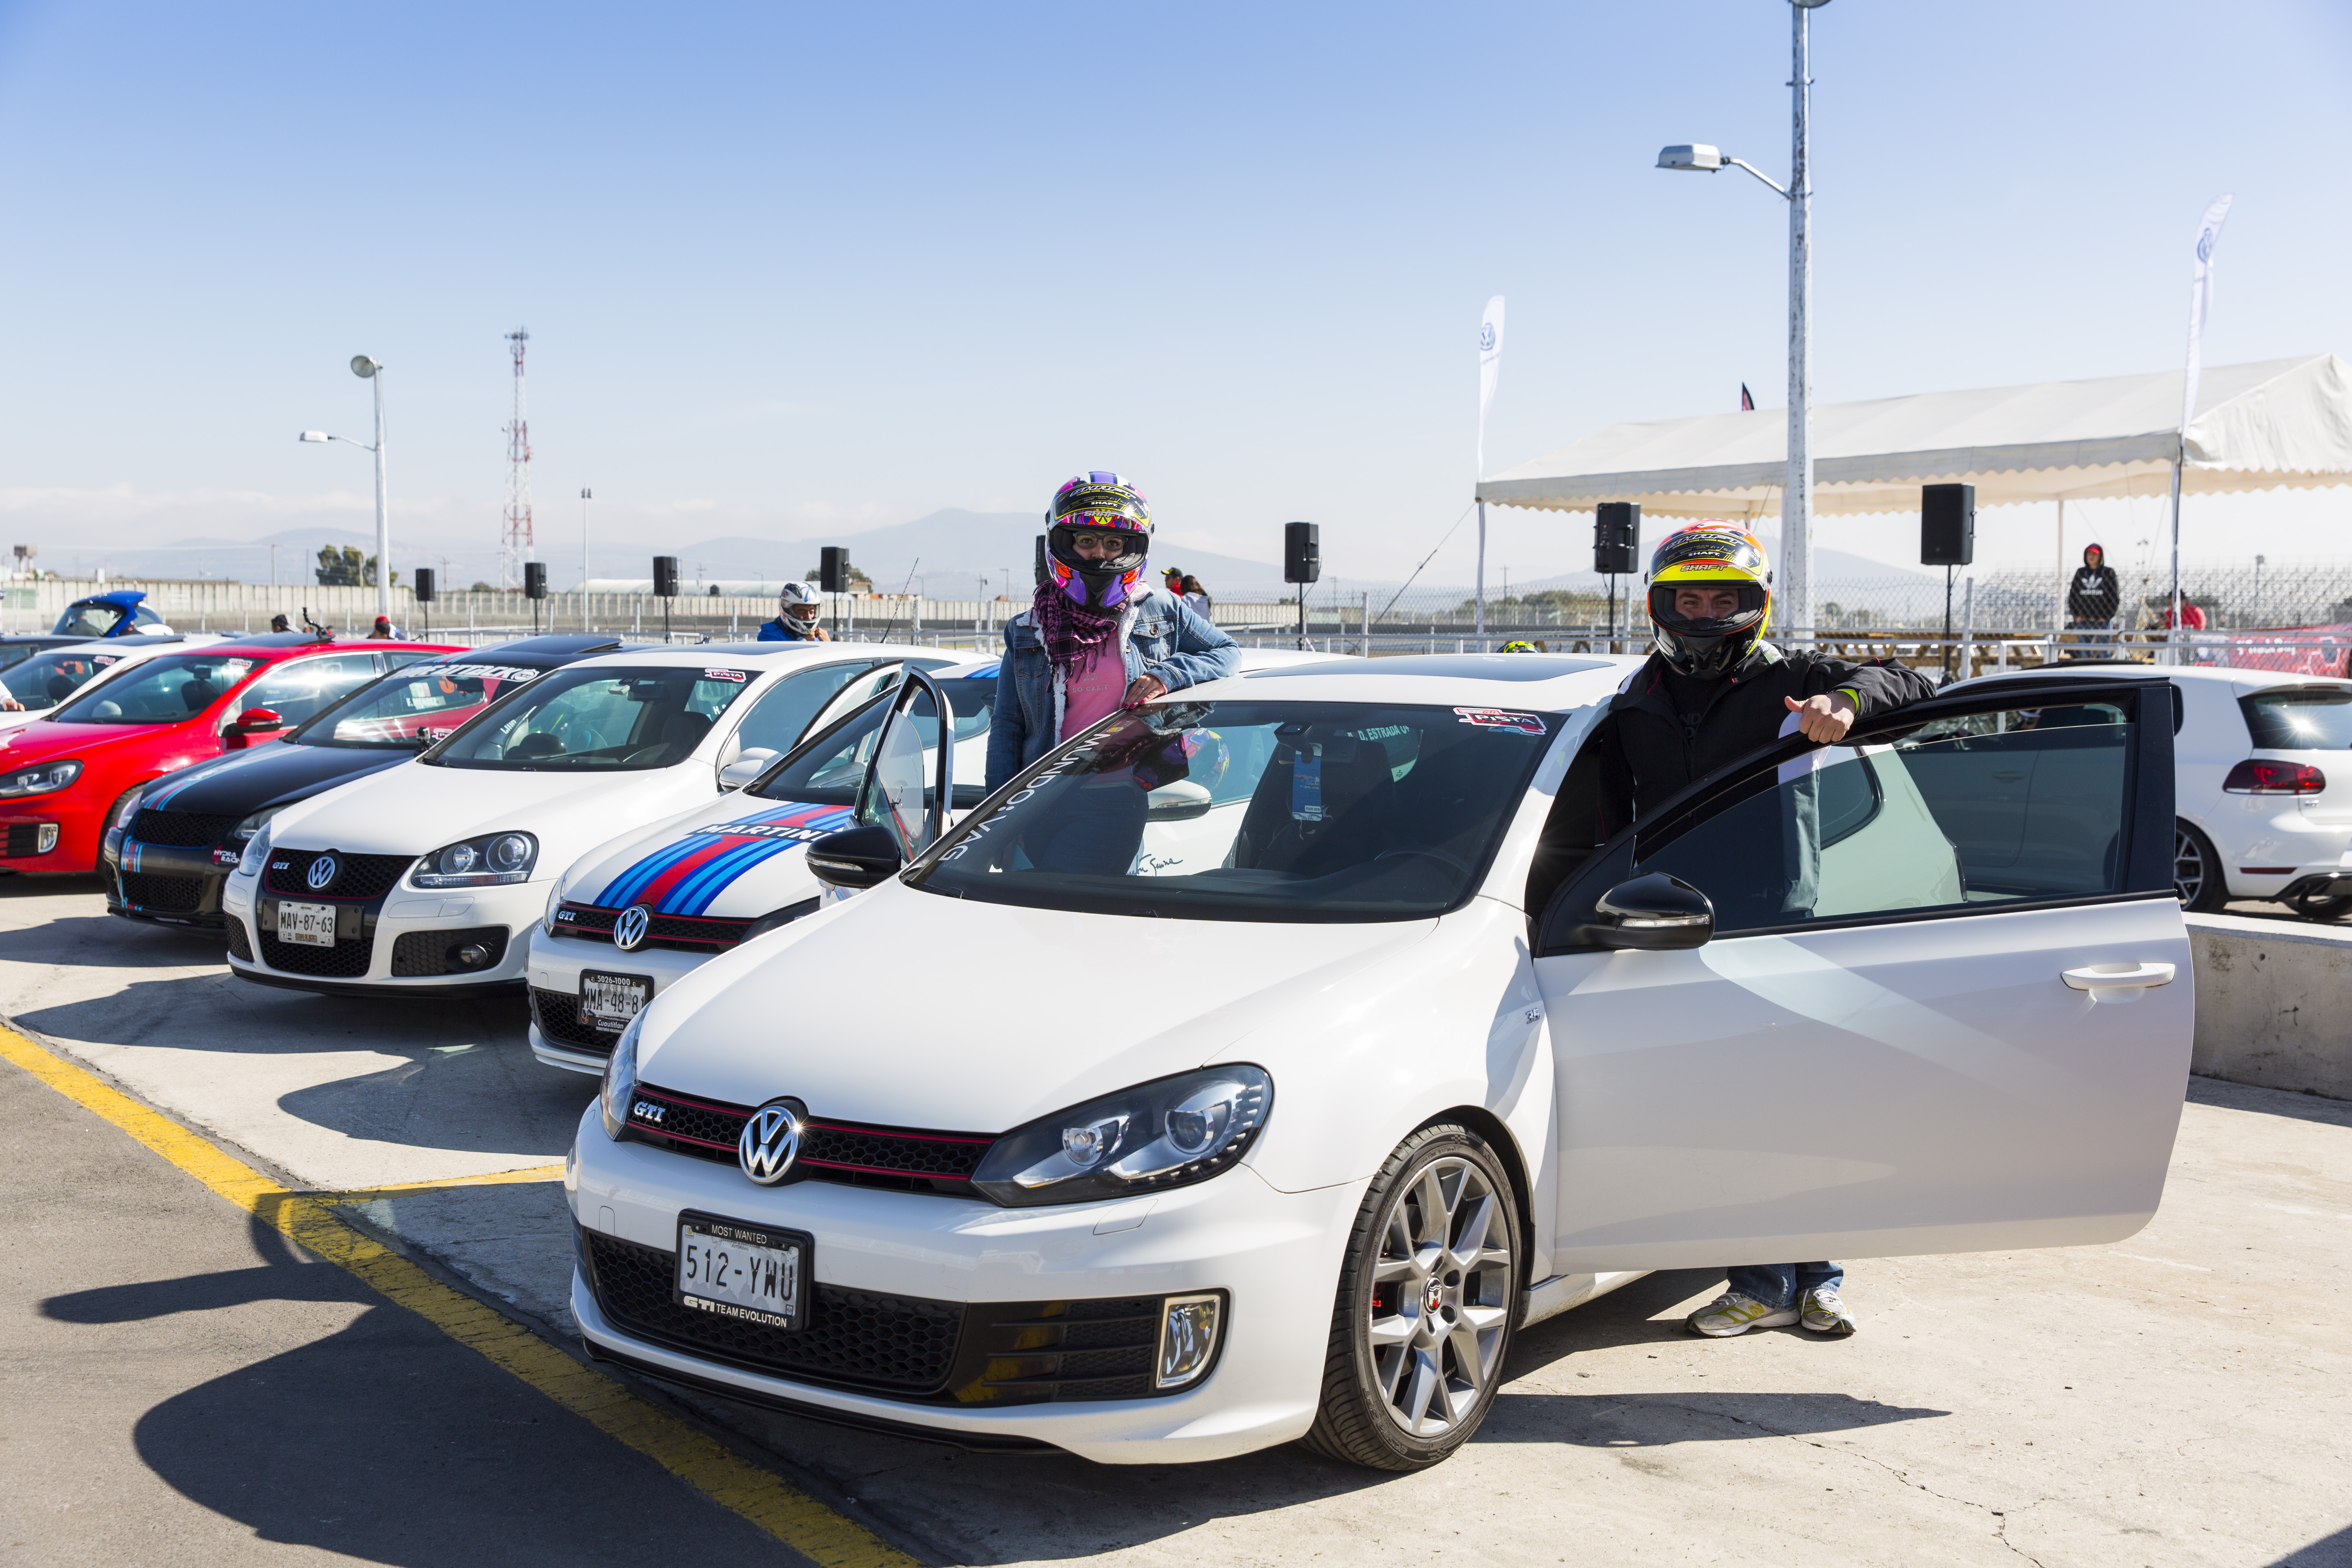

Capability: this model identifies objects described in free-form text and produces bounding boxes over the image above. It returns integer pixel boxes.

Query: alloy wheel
[2173,824,2206,908]
[1366,1155,1513,1438]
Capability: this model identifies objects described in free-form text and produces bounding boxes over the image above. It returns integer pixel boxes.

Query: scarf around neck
[1029,580,1125,673]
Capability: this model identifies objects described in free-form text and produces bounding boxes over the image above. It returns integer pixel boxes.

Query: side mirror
[1585,873,1713,950]
[223,708,283,751]
[719,747,778,790]
[805,824,904,893]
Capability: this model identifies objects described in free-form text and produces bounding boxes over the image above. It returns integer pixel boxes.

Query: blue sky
[0,0,2346,588]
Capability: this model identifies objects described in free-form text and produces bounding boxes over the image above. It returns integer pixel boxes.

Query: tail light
[2223,760,2326,795]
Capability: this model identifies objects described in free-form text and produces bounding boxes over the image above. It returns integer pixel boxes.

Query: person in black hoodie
[2066,543,2122,656]
[1581,521,1937,1341]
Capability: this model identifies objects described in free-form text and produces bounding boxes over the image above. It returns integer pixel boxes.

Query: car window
[296,660,543,749]
[911,700,1558,923]
[750,675,998,808]
[423,664,755,771]
[0,647,136,713]
[1629,698,2137,936]
[2240,686,2352,750]
[230,652,382,730]
[382,649,441,674]
[0,644,46,673]
[729,662,878,757]
[49,653,259,725]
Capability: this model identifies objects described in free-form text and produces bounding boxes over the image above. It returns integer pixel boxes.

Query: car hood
[0,717,191,761]
[135,740,413,818]
[636,880,1436,1132]
[563,795,853,916]
[270,759,712,861]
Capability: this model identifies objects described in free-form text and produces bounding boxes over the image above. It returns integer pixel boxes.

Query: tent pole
[1474,501,1487,647]
[2053,497,2065,652]
[2168,454,2185,664]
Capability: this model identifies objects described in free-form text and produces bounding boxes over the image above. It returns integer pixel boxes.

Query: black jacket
[2067,565,2120,624]
[1588,643,1939,837]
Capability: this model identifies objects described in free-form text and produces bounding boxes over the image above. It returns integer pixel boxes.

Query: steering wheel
[1374,846,1473,875]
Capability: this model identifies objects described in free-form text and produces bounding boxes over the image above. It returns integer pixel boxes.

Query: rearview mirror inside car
[805,823,904,893]
[1584,873,1713,950]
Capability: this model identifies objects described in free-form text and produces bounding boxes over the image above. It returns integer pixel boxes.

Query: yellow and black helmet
[1646,522,1773,678]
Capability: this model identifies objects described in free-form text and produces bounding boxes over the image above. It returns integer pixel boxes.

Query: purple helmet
[1044,472,1152,612]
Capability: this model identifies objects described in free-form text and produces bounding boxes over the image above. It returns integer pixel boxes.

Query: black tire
[1300,1123,1519,1471]
[2175,820,2228,913]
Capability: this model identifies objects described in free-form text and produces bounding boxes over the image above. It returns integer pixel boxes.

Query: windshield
[2241,685,2352,750]
[52,600,143,638]
[424,663,756,770]
[750,675,998,808]
[294,659,544,750]
[49,653,258,726]
[0,646,140,714]
[911,699,1557,922]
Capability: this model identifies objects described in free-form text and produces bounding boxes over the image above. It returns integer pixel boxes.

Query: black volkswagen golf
[102,636,632,933]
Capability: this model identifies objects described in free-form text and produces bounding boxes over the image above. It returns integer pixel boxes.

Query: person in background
[367,615,395,640]
[2160,599,2208,632]
[1162,566,1187,599]
[1181,574,1213,617]
[2066,543,2120,657]
[987,472,1237,794]
[757,582,830,642]
[270,614,291,633]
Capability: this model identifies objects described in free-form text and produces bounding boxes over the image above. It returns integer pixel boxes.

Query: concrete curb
[2184,912,2352,1100]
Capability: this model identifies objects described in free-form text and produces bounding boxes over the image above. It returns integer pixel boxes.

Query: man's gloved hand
[1785,691,1858,744]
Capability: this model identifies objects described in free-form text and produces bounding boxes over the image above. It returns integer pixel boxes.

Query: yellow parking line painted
[0,1024,922,1568]
[322,1163,567,1206]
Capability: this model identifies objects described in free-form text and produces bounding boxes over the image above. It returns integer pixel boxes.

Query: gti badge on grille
[739,1100,805,1185]
[613,903,652,952]
[307,854,340,892]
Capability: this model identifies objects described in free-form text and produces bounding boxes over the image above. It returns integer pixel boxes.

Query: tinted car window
[424,665,755,770]
[296,661,543,749]
[0,647,137,713]
[232,652,383,729]
[2240,686,2352,750]
[751,675,998,808]
[50,654,258,725]
[729,662,878,757]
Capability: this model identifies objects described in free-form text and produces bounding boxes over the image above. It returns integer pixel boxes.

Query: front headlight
[969,1065,1272,1208]
[543,876,568,938]
[413,831,539,888]
[111,787,147,831]
[600,1012,644,1141]
[235,819,274,880]
[0,759,82,798]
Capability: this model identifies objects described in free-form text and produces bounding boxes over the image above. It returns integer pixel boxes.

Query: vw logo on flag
[1479,323,1496,351]
[306,855,339,892]
[738,1100,805,1185]
[613,904,653,952]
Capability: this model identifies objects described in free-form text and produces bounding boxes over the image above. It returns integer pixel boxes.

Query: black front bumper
[101,834,233,930]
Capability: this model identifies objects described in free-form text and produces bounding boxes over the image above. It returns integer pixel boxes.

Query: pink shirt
[1059,644,1128,741]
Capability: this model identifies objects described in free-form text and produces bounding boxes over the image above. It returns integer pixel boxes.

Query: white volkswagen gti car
[221,643,948,998]
[1956,662,2352,916]
[566,653,2194,1469]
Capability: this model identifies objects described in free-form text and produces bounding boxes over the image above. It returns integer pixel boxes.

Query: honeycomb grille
[129,809,242,848]
[265,849,412,902]
[258,929,372,978]
[530,987,614,1053]
[225,918,254,962]
[118,873,204,913]
[584,1229,964,1392]
[625,1082,993,1193]
[389,925,509,978]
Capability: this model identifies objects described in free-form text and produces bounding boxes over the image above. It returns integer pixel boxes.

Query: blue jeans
[1726,1262,1843,1310]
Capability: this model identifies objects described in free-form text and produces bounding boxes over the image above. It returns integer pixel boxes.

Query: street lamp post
[298,354,390,625]
[580,487,592,633]
[1657,0,1829,639]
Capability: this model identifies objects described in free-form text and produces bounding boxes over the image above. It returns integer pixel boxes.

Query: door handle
[2062,961,2176,992]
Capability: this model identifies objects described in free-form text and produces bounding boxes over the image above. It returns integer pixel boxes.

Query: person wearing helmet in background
[1580,521,1936,1343]
[757,581,830,642]
[987,472,1236,795]
[1499,640,1542,653]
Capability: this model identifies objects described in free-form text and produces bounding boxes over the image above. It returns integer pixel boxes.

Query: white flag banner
[2180,193,2233,437]
[1476,295,1506,480]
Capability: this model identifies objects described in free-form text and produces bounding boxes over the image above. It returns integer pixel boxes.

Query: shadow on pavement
[0,911,225,969]
[2270,1524,2352,1566]
[2191,1073,2352,1127]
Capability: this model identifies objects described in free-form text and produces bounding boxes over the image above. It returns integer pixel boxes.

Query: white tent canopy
[1476,355,2352,519]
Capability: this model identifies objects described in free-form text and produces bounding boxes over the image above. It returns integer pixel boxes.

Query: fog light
[454,942,489,969]
[36,824,58,854]
[1156,1293,1223,1390]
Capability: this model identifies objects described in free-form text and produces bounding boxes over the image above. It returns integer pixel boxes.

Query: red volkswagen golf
[0,632,455,874]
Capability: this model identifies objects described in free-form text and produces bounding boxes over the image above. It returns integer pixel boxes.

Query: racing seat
[180,679,218,713]
[1231,738,1396,878]
[624,709,713,766]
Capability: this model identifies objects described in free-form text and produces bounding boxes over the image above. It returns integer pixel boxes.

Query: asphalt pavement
[3,872,2350,1567]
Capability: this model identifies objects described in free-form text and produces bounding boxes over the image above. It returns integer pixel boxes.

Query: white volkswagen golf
[222,642,944,998]
[566,654,2193,1468]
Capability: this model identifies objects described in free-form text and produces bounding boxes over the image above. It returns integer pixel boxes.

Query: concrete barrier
[2185,911,2352,1100]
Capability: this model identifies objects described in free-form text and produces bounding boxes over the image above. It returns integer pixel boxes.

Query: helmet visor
[1648,579,1768,635]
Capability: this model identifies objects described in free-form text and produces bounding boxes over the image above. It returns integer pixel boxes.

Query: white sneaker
[1801,1286,1858,1336]
[1686,1292,1799,1337]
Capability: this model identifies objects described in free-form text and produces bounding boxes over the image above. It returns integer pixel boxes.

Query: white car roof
[1176,651,1643,710]
[1954,662,2350,691]
[556,641,960,674]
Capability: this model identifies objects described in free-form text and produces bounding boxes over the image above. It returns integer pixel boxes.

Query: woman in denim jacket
[985,472,1238,795]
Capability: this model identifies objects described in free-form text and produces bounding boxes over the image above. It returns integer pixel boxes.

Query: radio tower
[501,327,534,590]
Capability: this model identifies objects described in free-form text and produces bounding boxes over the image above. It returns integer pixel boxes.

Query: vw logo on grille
[612,904,653,952]
[739,1100,805,1186]
[306,855,340,892]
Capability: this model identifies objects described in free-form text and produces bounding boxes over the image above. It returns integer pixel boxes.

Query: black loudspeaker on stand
[653,555,679,642]
[817,547,850,593]
[1920,484,1975,681]
[413,568,434,638]
[1284,522,1320,644]
[1594,503,1641,653]
[1033,535,1048,589]
[523,561,547,635]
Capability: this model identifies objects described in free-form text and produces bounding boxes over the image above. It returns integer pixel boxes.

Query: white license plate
[276,901,336,947]
[675,1216,806,1329]
[579,971,651,1033]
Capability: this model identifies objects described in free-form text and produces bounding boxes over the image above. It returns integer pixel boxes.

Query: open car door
[805,670,956,900]
[1531,678,2192,1274]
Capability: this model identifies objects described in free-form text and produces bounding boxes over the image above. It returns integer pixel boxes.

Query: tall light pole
[1657,0,1829,639]
[298,352,390,623]
[580,486,592,632]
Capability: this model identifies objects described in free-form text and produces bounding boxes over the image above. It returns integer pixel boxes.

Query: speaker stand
[1942,565,1956,683]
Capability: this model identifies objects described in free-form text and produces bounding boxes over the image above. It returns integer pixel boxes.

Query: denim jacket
[985,587,1239,793]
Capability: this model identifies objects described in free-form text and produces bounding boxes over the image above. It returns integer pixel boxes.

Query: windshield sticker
[422,663,541,686]
[1454,706,1546,735]
[1291,745,1325,821]
[704,668,750,683]
[93,655,121,667]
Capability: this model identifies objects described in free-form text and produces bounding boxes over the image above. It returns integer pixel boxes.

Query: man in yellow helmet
[1585,522,1937,1342]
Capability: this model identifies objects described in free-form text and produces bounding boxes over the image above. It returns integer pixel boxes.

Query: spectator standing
[2066,544,2121,657]
[1181,574,1213,617]
[269,614,291,633]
